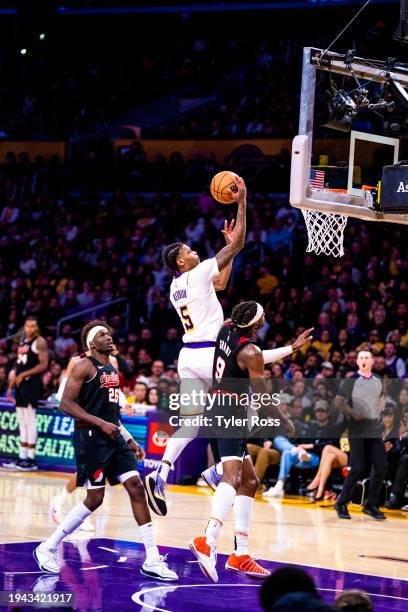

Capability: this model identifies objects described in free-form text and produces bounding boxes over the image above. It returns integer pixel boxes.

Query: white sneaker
[401,504,408,512]
[80,517,95,532]
[200,465,222,492]
[140,555,178,581]
[263,482,284,498]
[189,536,218,583]
[50,497,64,525]
[33,543,60,574]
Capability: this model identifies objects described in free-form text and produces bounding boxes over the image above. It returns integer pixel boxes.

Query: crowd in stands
[0,143,407,507]
[0,8,395,141]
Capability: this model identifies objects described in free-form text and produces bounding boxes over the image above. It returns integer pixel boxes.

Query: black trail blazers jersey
[77,356,121,426]
[15,336,41,407]
[212,322,253,399]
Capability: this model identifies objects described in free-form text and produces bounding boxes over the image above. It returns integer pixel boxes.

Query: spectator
[334,589,373,612]
[54,325,78,360]
[260,566,332,612]
[384,342,406,378]
[147,386,159,408]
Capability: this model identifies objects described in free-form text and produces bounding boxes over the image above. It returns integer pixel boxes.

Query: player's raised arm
[237,343,295,437]
[214,176,247,272]
[61,360,120,438]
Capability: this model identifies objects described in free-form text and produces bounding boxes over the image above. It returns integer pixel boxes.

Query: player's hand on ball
[128,439,145,461]
[292,328,314,351]
[100,421,120,439]
[228,176,247,203]
[221,219,235,245]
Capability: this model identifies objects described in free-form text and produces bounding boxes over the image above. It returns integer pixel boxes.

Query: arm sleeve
[55,376,67,403]
[189,258,219,285]
[118,422,133,443]
[262,346,293,364]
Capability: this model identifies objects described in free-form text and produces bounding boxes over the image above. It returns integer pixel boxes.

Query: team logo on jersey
[99,372,120,388]
[93,469,104,483]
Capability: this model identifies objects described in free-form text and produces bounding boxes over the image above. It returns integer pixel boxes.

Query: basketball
[210,170,239,204]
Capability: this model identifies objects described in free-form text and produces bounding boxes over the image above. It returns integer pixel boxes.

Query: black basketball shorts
[15,378,41,408]
[73,427,138,487]
[210,437,249,463]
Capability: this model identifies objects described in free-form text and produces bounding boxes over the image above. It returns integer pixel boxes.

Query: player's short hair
[80,320,112,351]
[231,301,259,328]
[162,242,183,272]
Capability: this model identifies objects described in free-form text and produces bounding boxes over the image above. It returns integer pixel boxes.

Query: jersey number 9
[180,305,194,332]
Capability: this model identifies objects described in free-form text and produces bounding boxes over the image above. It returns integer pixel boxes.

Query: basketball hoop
[301,209,348,257]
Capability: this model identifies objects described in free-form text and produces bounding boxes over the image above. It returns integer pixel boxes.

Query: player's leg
[50,473,95,531]
[225,454,270,578]
[120,472,178,581]
[145,347,214,515]
[189,439,242,583]
[34,483,104,573]
[25,404,38,469]
[2,406,29,469]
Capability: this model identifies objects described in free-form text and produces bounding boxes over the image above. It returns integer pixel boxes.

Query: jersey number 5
[215,356,226,383]
[108,388,120,404]
[180,305,194,332]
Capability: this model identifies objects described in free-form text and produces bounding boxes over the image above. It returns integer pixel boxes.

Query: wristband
[262,346,293,365]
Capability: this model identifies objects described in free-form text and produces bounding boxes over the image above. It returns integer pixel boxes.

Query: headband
[86,325,109,349]
[236,303,264,328]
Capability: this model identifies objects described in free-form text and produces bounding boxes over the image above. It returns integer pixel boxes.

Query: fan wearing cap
[189,301,313,583]
[34,320,178,582]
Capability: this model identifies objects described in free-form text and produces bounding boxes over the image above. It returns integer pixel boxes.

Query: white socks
[28,448,35,460]
[234,495,254,556]
[205,482,236,547]
[45,502,92,550]
[139,522,160,561]
[158,424,199,482]
[19,446,28,460]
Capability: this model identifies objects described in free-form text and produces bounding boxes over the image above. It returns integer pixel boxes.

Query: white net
[301,209,348,257]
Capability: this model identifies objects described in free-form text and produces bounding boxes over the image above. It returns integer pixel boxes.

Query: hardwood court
[0,470,407,611]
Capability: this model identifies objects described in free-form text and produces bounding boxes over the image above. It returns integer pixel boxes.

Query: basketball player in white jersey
[144,175,248,515]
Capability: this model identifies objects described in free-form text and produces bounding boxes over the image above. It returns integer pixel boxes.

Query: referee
[334,350,387,521]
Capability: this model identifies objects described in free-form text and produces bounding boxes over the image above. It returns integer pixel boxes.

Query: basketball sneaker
[200,465,222,492]
[140,555,178,581]
[225,553,271,578]
[16,459,35,471]
[144,472,167,516]
[33,543,60,574]
[2,458,26,469]
[263,480,284,498]
[189,536,218,583]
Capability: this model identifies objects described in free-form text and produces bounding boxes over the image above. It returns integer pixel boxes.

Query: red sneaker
[189,536,218,583]
[225,553,270,578]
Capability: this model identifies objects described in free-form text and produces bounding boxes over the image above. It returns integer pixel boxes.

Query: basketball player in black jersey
[3,316,49,471]
[189,301,312,582]
[34,320,178,582]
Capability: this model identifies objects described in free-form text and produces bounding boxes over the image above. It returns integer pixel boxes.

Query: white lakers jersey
[169,258,224,343]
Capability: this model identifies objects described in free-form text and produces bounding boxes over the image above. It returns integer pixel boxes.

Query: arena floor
[0,471,407,611]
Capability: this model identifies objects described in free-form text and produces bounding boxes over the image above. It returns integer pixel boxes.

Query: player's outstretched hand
[221,219,235,245]
[227,176,247,203]
[100,421,120,439]
[292,327,314,351]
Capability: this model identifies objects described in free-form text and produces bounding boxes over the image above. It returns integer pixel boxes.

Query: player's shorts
[210,437,249,463]
[177,344,215,416]
[73,427,138,488]
[15,378,41,408]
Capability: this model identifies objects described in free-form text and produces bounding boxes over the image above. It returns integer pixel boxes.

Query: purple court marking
[0,538,407,611]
